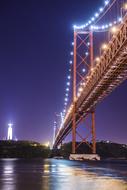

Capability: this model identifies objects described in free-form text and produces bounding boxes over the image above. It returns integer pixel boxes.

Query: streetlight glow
[44,142,50,147]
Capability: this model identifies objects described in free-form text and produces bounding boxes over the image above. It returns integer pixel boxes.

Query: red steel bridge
[53,0,127,154]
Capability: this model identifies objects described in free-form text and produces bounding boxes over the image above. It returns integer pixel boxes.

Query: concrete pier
[69,154,100,161]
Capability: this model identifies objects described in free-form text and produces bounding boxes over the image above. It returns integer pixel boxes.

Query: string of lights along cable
[53,0,127,152]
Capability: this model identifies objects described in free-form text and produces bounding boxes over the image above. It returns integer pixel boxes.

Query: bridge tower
[53,113,63,147]
[72,28,96,154]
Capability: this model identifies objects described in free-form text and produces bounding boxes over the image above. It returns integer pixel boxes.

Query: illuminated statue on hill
[7,123,13,140]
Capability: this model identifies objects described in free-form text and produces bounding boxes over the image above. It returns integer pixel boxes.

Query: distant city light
[44,142,50,147]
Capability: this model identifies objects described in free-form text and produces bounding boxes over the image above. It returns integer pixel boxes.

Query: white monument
[7,123,13,140]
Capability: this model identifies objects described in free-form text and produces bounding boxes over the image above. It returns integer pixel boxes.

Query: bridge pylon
[72,29,96,154]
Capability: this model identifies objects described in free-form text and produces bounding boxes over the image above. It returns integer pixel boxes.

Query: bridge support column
[71,30,96,155]
[72,31,77,154]
[91,112,96,154]
[72,103,76,154]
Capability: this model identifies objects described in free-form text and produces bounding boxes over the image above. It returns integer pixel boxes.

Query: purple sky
[0,0,127,144]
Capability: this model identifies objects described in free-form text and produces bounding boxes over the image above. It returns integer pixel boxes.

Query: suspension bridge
[53,0,127,158]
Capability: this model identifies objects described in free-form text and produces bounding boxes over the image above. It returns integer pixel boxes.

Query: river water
[0,158,127,190]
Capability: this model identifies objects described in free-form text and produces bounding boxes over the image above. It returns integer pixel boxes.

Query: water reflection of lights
[44,170,50,173]
[51,164,127,190]
[45,160,127,190]
[1,159,16,190]
[3,165,14,174]
[44,164,50,168]
[2,159,14,177]
[0,159,126,190]
[44,164,50,173]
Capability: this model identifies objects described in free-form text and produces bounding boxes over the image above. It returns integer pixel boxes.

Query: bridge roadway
[53,14,127,148]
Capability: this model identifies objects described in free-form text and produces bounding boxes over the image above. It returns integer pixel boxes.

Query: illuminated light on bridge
[64,103,67,106]
[73,1,109,30]
[65,97,68,101]
[82,68,86,73]
[123,3,127,10]
[110,26,119,34]
[77,93,81,98]
[53,0,127,158]
[72,0,122,31]
[101,43,108,50]
[95,57,100,62]
[78,87,83,92]
[69,60,73,64]
[85,52,89,56]
[67,82,70,86]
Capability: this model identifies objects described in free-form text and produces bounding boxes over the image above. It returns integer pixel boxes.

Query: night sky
[0,0,127,144]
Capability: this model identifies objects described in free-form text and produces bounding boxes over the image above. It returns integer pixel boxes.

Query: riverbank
[1,140,127,160]
[52,141,127,160]
[0,140,51,158]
